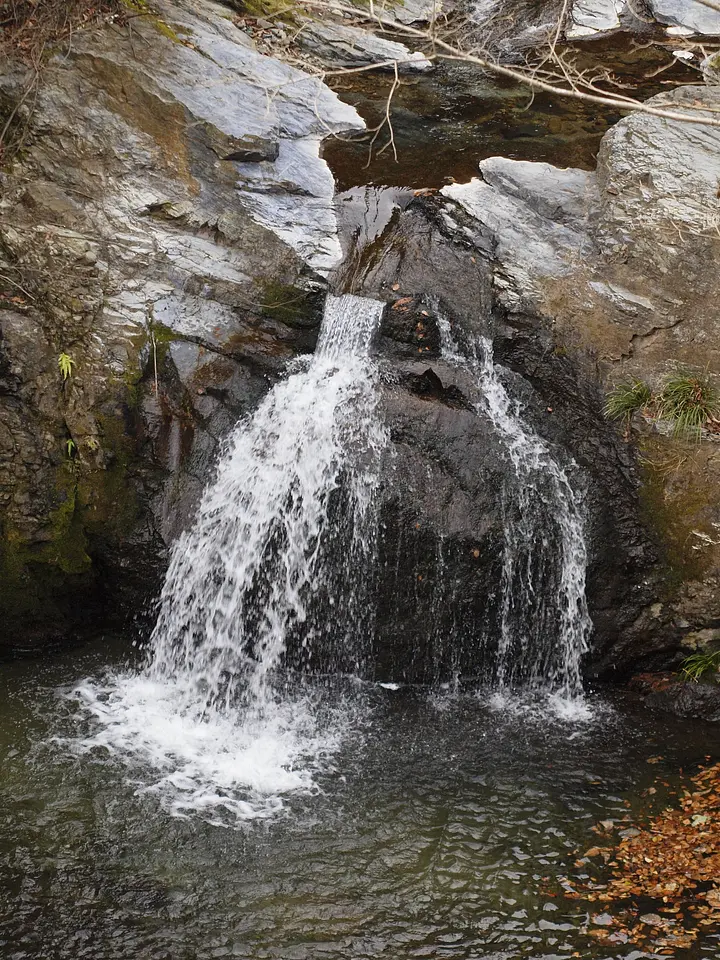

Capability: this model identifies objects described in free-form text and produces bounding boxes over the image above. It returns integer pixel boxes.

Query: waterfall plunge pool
[1,636,719,960]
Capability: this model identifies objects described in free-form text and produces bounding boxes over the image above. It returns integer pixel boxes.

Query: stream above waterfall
[322,41,697,189]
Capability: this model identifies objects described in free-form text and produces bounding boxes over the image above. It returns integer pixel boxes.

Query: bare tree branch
[299,0,720,129]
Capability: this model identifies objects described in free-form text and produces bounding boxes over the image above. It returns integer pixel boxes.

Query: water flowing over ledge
[439,320,592,700]
[68,294,388,824]
[67,293,596,826]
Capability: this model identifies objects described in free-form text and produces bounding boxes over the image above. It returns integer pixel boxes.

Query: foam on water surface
[67,674,349,824]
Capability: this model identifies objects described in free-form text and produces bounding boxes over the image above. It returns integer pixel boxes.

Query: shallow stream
[323,39,696,188]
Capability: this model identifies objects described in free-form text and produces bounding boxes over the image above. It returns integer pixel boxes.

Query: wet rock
[374,361,507,681]
[340,197,652,681]
[629,673,720,722]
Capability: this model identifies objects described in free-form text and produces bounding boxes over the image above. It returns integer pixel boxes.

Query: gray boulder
[647,0,720,34]
[567,0,624,37]
[296,19,433,72]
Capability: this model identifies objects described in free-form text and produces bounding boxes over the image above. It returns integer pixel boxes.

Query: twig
[364,58,400,166]
[151,330,159,395]
[0,273,37,302]
[298,0,720,129]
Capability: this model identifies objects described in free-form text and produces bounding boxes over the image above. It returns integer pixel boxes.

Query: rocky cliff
[0,0,362,649]
[1,0,719,683]
[434,86,720,676]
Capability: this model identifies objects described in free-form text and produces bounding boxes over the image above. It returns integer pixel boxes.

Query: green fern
[680,649,720,683]
[657,372,720,438]
[64,438,77,459]
[58,352,75,381]
[604,379,652,423]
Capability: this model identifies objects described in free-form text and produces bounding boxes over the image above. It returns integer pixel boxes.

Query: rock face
[337,193,654,682]
[0,0,362,651]
[567,0,623,38]
[296,20,434,72]
[436,86,720,676]
[381,0,445,25]
[470,0,715,46]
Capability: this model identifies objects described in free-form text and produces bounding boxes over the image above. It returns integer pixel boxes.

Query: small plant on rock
[680,649,720,683]
[657,372,720,438]
[58,352,75,381]
[604,379,652,428]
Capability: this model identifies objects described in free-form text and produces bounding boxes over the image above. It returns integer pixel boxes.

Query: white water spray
[149,293,387,711]
[69,294,387,822]
[440,323,592,698]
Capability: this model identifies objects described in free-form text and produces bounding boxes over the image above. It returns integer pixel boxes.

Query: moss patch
[0,411,140,641]
[253,280,321,327]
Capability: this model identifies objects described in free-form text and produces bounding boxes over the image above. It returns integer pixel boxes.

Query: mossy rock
[638,435,720,594]
[253,280,323,328]
[0,412,142,651]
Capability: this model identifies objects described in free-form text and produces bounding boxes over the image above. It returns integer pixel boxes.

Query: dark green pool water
[1,637,719,960]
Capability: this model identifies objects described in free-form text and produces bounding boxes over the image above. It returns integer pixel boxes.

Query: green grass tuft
[604,379,652,422]
[657,372,720,439]
[680,649,720,683]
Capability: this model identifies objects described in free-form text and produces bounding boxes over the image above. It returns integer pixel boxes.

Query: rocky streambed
[0,0,719,697]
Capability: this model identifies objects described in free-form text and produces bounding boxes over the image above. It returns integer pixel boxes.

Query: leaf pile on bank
[560,761,720,953]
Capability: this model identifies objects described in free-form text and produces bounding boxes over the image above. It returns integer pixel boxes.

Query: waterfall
[149,293,387,711]
[440,323,592,698]
[70,294,387,822]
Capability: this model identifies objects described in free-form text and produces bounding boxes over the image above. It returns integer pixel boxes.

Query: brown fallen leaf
[391,297,413,311]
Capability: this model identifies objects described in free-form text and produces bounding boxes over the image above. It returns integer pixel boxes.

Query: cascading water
[439,322,592,700]
[149,293,387,710]
[70,294,387,823]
